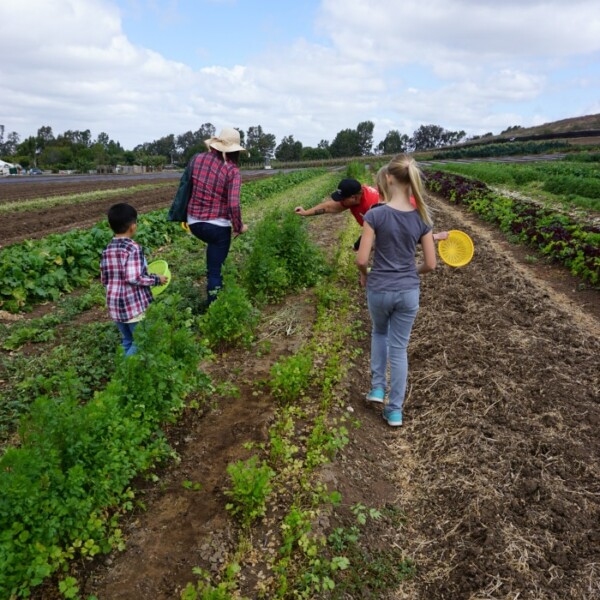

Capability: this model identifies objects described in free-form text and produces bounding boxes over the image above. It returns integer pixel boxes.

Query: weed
[181,563,243,600]
[241,209,328,303]
[198,270,259,350]
[182,480,202,491]
[305,416,349,470]
[224,455,275,528]
[269,349,313,403]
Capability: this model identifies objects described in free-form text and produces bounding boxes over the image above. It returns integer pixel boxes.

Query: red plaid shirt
[100,237,159,322]
[187,150,243,233]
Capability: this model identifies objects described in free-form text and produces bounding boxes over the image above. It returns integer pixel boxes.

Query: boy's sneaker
[366,387,385,403]
[383,408,403,427]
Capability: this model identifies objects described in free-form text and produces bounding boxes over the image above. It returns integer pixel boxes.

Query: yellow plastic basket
[147,260,171,297]
[438,230,474,267]
[181,222,191,234]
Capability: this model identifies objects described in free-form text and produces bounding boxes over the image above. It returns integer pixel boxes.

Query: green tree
[245,125,276,162]
[0,130,20,157]
[35,125,54,161]
[410,124,466,151]
[301,146,331,160]
[275,135,303,161]
[376,130,410,155]
[16,136,37,166]
[329,128,361,158]
[60,129,92,147]
[357,120,374,155]
[40,145,74,170]
[95,132,110,150]
[176,123,216,160]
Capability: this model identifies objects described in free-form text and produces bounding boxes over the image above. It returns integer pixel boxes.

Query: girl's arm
[417,231,437,274]
[356,222,375,286]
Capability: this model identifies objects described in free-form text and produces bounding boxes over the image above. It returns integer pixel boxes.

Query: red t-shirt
[348,185,418,225]
[349,185,380,226]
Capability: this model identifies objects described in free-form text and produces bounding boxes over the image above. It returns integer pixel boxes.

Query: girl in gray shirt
[356,156,437,426]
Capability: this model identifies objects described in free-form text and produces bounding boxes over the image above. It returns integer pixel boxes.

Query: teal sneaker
[383,408,403,427]
[366,387,385,403]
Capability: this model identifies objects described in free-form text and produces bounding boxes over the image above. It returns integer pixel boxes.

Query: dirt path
[380,195,600,599]
[31,193,599,599]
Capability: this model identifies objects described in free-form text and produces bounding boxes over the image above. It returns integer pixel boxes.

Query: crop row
[425,169,600,285]
[427,160,600,212]
[430,139,570,160]
[0,169,326,313]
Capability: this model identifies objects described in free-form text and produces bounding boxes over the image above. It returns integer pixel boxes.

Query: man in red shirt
[294,178,447,249]
[294,178,378,226]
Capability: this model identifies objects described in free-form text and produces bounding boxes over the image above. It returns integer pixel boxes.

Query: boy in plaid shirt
[100,203,168,356]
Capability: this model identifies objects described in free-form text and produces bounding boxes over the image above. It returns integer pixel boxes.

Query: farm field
[1,169,599,599]
[0,171,271,247]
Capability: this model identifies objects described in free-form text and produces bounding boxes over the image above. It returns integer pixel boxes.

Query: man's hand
[157,275,169,285]
[294,206,307,216]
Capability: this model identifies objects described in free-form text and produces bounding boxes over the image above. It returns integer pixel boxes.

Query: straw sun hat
[205,127,246,155]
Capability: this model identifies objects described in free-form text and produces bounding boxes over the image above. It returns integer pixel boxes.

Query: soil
[0,172,269,247]
[9,181,600,599]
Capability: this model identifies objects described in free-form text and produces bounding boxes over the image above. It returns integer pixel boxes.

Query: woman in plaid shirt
[187,127,248,306]
[101,203,168,356]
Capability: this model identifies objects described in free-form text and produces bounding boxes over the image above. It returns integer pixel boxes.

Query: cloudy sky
[1,0,599,150]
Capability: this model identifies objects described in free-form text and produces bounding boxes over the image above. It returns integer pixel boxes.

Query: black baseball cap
[331,178,362,201]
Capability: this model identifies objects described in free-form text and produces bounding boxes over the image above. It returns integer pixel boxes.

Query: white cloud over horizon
[1,0,599,150]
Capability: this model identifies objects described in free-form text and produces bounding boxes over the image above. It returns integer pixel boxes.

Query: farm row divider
[181,208,401,598]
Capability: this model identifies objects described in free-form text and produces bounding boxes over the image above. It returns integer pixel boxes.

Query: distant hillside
[462,113,600,147]
[506,113,600,137]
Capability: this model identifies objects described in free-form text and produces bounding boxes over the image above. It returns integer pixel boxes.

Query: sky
[1,0,599,151]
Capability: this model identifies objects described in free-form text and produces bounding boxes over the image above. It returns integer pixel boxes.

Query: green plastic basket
[147,260,171,297]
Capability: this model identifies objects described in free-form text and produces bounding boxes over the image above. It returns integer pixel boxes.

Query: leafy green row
[427,160,600,211]
[430,140,569,160]
[240,168,326,205]
[0,169,327,313]
[0,297,205,599]
[425,169,600,285]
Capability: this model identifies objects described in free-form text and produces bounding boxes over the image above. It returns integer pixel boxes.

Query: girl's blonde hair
[387,154,433,226]
[376,165,391,202]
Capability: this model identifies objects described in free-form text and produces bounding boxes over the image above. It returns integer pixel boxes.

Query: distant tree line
[0,121,467,172]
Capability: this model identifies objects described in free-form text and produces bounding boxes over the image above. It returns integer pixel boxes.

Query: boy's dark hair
[107,203,137,234]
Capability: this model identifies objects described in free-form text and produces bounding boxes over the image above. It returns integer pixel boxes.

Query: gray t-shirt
[364,205,432,292]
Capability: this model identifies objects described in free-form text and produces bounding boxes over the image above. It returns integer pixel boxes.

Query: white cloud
[319,0,600,62]
[0,0,598,149]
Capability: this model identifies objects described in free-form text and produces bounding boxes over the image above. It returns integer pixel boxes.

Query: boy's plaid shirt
[187,151,243,232]
[100,237,159,322]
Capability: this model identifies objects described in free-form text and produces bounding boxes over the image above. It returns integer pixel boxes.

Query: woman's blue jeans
[189,222,232,303]
[367,288,420,411]
[116,321,139,357]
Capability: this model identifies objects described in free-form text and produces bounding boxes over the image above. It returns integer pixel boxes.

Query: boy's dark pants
[116,321,138,356]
